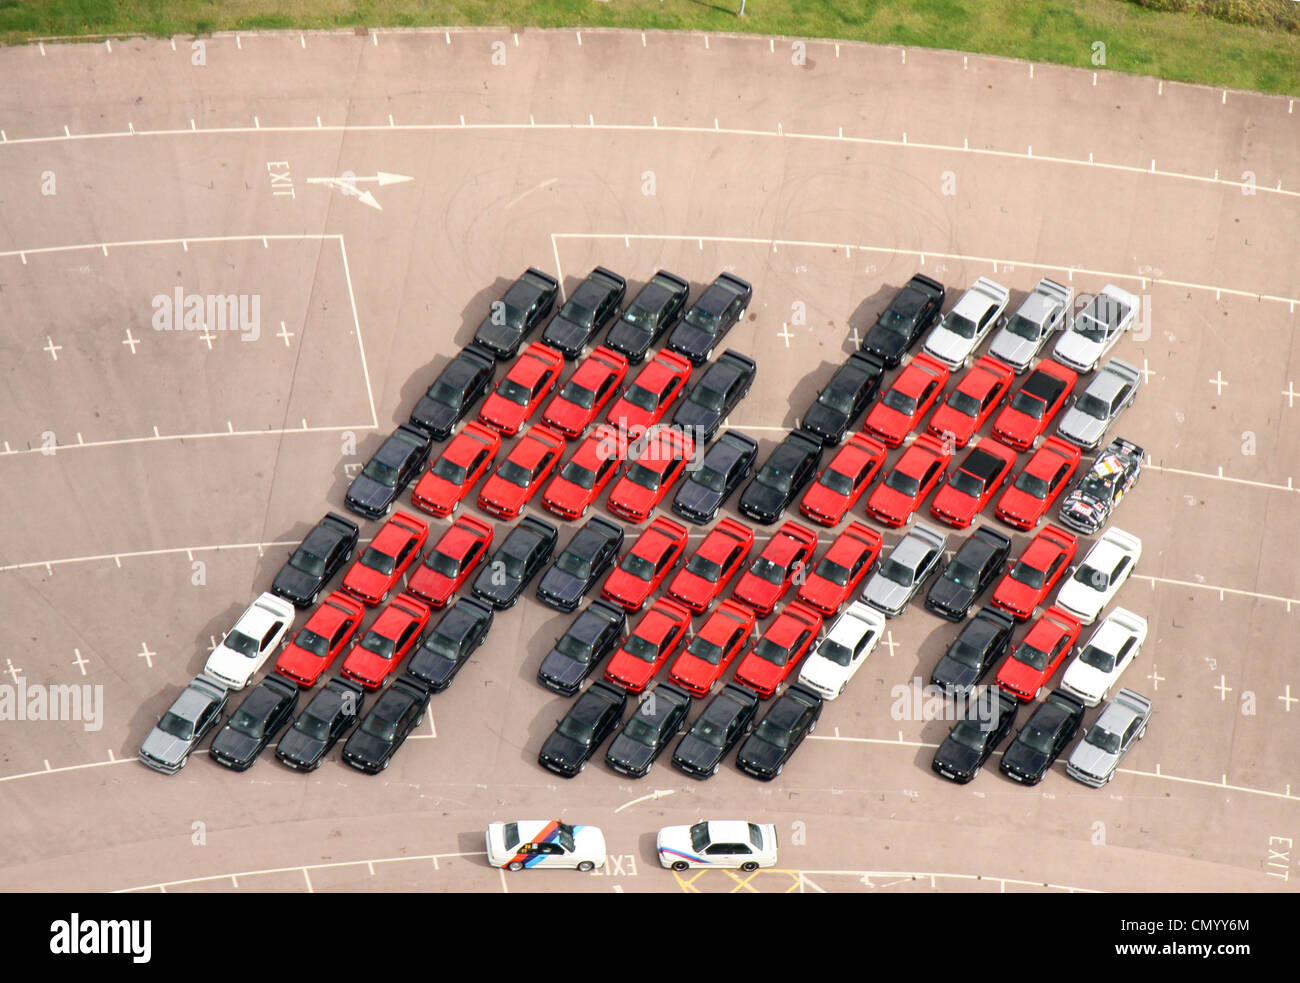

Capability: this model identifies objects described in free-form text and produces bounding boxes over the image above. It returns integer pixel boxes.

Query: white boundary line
[789,868,1098,893]
[0,538,301,573]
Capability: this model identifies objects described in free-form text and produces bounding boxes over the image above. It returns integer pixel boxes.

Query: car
[1054,527,1142,625]
[863,352,950,448]
[990,524,1078,621]
[1056,358,1141,451]
[928,607,1017,693]
[926,355,1015,449]
[476,341,565,437]
[275,590,365,688]
[657,820,778,871]
[536,516,625,612]
[270,513,360,608]
[990,360,1078,452]
[865,432,953,528]
[542,267,627,359]
[929,440,1018,529]
[203,593,297,690]
[930,686,1020,784]
[486,820,607,871]
[476,423,565,520]
[208,675,298,771]
[541,423,626,520]
[540,346,629,438]
[341,511,429,606]
[994,435,1082,531]
[671,683,761,779]
[344,423,435,519]
[738,429,824,524]
[1058,437,1144,535]
[796,522,883,617]
[605,270,691,364]
[859,274,946,368]
[665,272,752,365]
[471,514,559,609]
[995,605,1083,702]
[732,601,824,699]
[410,420,501,517]
[340,675,431,773]
[1066,688,1152,786]
[137,675,229,775]
[924,525,1013,622]
[921,276,1010,370]
[408,342,497,439]
[671,430,758,525]
[339,593,431,690]
[798,433,887,527]
[800,351,887,446]
[605,682,693,778]
[403,596,494,693]
[672,349,756,444]
[537,680,628,777]
[1053,283,1140,374]
[731,519,819,617]
[667,599,756,698]
[472,267,560,361]
[405,515,494,609]
[735,684,823,780]
[861,522,948,617]
[605,348,693,436]
[606,426,695,523]
[537,599,628,696]
[666,518,754,614]
[1060,607,1148,707]
[275,677,366,771]
[987,278,1073,374]
[603,597,693,694]
[999,689,1085,785]
[797,601,885,699]
[600,514,689,612]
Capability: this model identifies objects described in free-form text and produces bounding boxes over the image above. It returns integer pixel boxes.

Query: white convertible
[657,820,778,872]
[797,601,885,699]
[921,277,1010,371]
[203,592,295,689]
[1054,527,1141,625]
[1059,608,1148,707]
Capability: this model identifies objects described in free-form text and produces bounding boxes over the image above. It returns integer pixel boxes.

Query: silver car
[1065,688,1152,787]
[1056,359,1141,450]
[921,277,1009,371]
[987,278,1073,373]
[861,523,948,617]
[1053,284,1139,373]
[138,674,229,775]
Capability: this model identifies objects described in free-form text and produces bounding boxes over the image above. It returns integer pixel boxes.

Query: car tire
[1035,686,1043,700]
[577,861,595,873]
[380,758,389,771]
[809,718,818,733]
[741,861,758,872]
[703,347,714,362]
[508,861,524,872]
[1139,726,1147,739]
[775,763,784,777]
[971,765,981,779]
[672,861,689,872]
[710,763,719,776]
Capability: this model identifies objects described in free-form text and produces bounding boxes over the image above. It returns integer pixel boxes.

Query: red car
[605,348,692,436]
[865,432,953,528]
[477,342,564,437]
[995,605,1082,702]
[666,518,754,614]
[863,353,950,448]
[339,592,432,690]
[667,599,757,698]
[991,360,1078,452]
[410,421,500,518]
[603,597,693,694]
[795,522,882,617]
[341,511,429,606]
[405,515,493,608]
[731,520,820,618]
[926,355,1014,449]
[799,433,888,527]
[476,423,565,520]
[606,426,694,523]
[733,601,824,699]
[540,423,625,520]
[995,435,1082,530]
[540,346,628,439]
[274,591,364,687]
[990,524,1078,621]
[929,439,1019,529]
[601,515,690,612]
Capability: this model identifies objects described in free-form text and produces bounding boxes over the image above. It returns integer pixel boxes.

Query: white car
[1059,608,1148,706]
[921,276,1009,370]
[797,601,885,699]
[987,278,1073,373]
[1054,527,1141,624]
[485,820,606,871]
[657,820,778,872]
[1052,284,1139,373]
[203,592,295,689]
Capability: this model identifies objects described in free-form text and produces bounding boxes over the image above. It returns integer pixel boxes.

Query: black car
[671,682,760,779]
[471,515,559,609]
[341,676,431,774]
[408,343,496,439]
[605,682,692,778]
[535,516,624,613]
[208,676,299,771]
[737,429,824,525]
[473,268,560,360]
[931,686,1019,783]
[344,423,434,519]
[801,351,887,446]
[604,270,691,364]
[999,690,1085,785]
[671,430,758,525]
[537,600,627,696]
[404,597,494,693]
[542,267,627,360]
[270,513,360,607]
[276,677,365,772]
[924,525,1013,621]
[538,680,627,777]
[735,684,822,781]
[665,272,752,365]
[672,349,757,444]
[859,274,946,368]
[929,607,1016,693]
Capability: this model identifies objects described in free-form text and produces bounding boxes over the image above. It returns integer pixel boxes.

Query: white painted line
[0,538,303,574]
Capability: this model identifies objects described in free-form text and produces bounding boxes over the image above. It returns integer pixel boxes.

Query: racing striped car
[485,820,606,872]
[1057,437,1143,535]
[656,820,778,872]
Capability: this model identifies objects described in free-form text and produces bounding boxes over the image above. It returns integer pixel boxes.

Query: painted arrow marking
[305,172,414,210]
[614,789,675,813]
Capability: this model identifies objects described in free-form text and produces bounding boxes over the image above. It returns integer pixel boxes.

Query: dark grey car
[138,675,228,775]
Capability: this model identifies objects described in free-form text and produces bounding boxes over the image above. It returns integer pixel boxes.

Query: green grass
[1,0,1296,95]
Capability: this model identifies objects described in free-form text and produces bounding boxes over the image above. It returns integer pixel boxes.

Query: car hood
[670,322,715,356]
[205,646,257,685]
[344,649,393,685]
[140,728,191,765]
[539,731,587,768]
[862,574,910,614]
[345,474,394,512]
[545,316,589,351]
[277,727,327,763]
[802,404,845,440]
[673,400,719,437]
[862,325,909,362]
[930,655,980,691]
[537,568,584,606]
[737,737,784,772]
[607,735,656,772]
[407,649,458,687]
[740,482,785,519]
[673,734,723,771]
[988,332,1038,370]
[799,655,851,694]
[673,481,721,520]
[1002,741,1050,776]
[934,738,982,776]
[1057,408,1106,448]
[605,322,651,360]
[927,577,974,614]
[475,318,521,353]
[344,730,391,763]
[536,650,587,692]
[1068,740,1117,778]
[272,565,318,602]
[1055,331,1100,365]
[923,327,971,365]
[997,657,1041,695]
[410,395,457,437]
[1059,493,1105,532]
[1061,660,1110,701]
[211,727,260,761]
[1055,581,1103,620]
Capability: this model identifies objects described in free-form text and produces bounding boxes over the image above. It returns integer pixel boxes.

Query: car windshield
[229,709,265,739]
[942,311,978,339]
[814,558,850,586]
[693,715,730,747]
[689,821,711,851]
[427,550,461,578]
[359,631,396,660]
[294,711,331,742]
[423,633,460,662]
[624,635,661,662]
[691,385,727,412]
[1013,471,1049,498]
[223,630,259,658]
[360,547,396,575]
[819,639,853,667]
[684,305,721,332]
[294,629,330,658]
[1009,392,1045,419]
[560,299,596,327]
[1075,393,1110,419]
[756,464,793,492]
[558,461,596,490]
[1074,564,1106,588]
[1004,313,1042,341]
[498,550,527,579]
[623,716,660,746]
[1079,475,1114,501]
[430,380,464,408]
[755,721,790,747]
[950,721,988,750]
[361,458,399,487]
[882,389,917,415]
[1086,726,1122,754]
[686,637,724,665]
[819,468,855,496]
[621,553,656,581]
[290,547,327,577]
[1020,725,1055,754]
[948,469,985,498]
[626,463,661,490]
[554,632,593,661]
[883,469,919,496]
[360,716,397,742]
[559,380,597,410]
[557,715,595,744]
[1074,316,1111,343]
[944,561,981,589]
[879,558,914,586]
[556,552,591,579]
[620,305,656,330]
[946,390,982,418]
[690,465,727,493]
[498,300,528,329]
[948,639,985,669]
[877,307,913,334]
[498,460,533,487]
[686,554,722,581]
[624,384,659,412]
[1078,644,1116,672]
[749,556,786,585]
[497,378,532,406]
[751,638,789,666]
[1016,644,1050,671]
[819,388,855,414]
[158,711,194,740]
[431,457,467,483]
[1010,561,1045,589]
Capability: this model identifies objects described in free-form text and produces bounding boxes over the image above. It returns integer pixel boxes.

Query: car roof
[695,283,738,313]
[1084,367,1127,400]
[171,687,216,719]
[1022,368,1069,404]
[827,610,874,646]
[568,609,613,643]
[889,536,931,569]
[1015,290,1059,324]
[960,448,1008,482]
[706,820,755,843]
[1086,618,1134,653]
[568,690,615,726]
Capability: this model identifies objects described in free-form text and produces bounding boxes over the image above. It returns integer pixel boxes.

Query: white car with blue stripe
[657,820,778,872]
[486,820,606,871]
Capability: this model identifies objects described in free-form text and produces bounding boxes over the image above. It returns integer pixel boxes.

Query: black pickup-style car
[537,680,627,777]
[345,423,434,520]
[738,429,824,525]
[276,677,366,772]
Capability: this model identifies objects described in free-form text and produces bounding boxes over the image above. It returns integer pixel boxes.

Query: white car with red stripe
[656,820,778,871]
[485,820,606,871]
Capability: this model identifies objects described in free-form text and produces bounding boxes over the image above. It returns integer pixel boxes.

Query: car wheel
[710,763,719,776]
[1035,686,1043,700]
[1139,726,1147,739]
[741,861,758,872]
[672,861,690,872]
[809,718,817,733]
[703,347,714,362]
[1102,688,1110,702]
[380,590,390,604]
[775,762,784,776]
[971,765,981,779]
[308,590,319,607]
[380,758,389,771]
[577,860,595,873]
[508,861,524,872]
